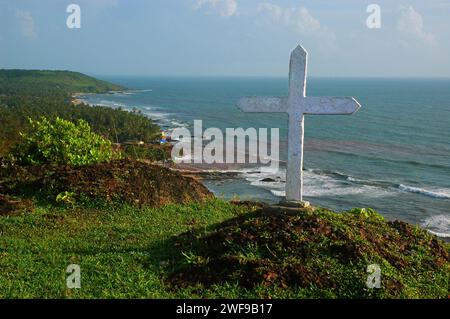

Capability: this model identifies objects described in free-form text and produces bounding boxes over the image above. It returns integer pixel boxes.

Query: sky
[1,0,450,77]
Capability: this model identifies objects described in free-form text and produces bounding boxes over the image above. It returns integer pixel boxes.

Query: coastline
[71,92,88,105]
[77,89,450,240]
[1,75,448,298]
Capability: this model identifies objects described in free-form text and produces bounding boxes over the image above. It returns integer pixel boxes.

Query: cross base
[278,200,311,209]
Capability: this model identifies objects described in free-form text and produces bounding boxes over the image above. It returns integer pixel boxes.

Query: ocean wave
[421,215,450,238]
[323,149,450,171]
[140,107,191,131]
[94,99,129,109]
[398,184,450,200]
[169,120,189,130]
[271,190,286,197]
[238,167,392,198]
[83,96,189,133]
[235,166,450,202]
[306,169,450,200]
[143,111,170,120]
[110,91,135,96]
[141,106,169,117]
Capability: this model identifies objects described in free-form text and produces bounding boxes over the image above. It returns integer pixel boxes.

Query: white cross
[237,45,361,203]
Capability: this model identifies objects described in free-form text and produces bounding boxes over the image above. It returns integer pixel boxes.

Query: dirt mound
[0,194,34,216]
[1,159,212,207]
[167,207,449,298]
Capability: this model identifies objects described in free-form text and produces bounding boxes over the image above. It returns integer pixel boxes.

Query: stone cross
[237,45,361,203]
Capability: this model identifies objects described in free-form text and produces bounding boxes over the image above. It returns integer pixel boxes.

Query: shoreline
[77,91,450,240]
[71,92,89,106]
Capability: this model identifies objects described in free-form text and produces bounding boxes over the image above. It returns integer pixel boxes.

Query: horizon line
[2,68,450,80]
[92,74,450,80]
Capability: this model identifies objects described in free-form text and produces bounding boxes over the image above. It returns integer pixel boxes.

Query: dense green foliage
[0,70,160,156]
[123,144,172,162]
[10,117,120,166]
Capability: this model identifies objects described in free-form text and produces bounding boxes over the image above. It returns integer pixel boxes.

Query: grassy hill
[0,197,447,298]
[0,69,125,95]
[0,70,159,156]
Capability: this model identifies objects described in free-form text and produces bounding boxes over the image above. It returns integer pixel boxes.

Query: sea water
[81,77,450,238]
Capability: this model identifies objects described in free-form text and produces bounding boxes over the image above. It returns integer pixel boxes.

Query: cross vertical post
[237,44,361,205]
[286,45,308,202]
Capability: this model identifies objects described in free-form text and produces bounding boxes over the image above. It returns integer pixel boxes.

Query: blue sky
[1,0,449,77]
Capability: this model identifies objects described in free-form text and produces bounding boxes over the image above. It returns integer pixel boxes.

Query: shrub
[56,191,76,206]
[10,116,121,166]
[123,144,172,162]
[347,207,385,222]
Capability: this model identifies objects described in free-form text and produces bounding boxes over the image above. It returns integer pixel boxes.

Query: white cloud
[195,0,238,17]
[398,6,435,45]
[16,10,36,38]
[256,2,335,50]
[257,3,321,34]
[257,3,283,21]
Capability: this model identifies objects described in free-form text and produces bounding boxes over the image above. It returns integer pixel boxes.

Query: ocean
[81,76,450,238]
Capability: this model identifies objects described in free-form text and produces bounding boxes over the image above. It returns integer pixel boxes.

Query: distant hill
[0,69,125,95]
[0,70,159,156]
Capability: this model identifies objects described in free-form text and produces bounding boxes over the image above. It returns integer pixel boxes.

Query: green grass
[0,200,448,299]
[0,199,248,298]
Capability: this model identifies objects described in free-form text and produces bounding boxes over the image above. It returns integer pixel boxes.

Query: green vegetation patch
[0,199,249,298]
[10,117,121,166]
[123,143,173,163]
[0,70,124,95]
[167,207,450,298]
[0,70,160,156]
[0,159,212,208]
[0,199,447,298]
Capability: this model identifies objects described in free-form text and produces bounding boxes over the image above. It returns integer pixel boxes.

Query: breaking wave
[421,215,450,238]
[233,167,450,202]
[398,184,450,200]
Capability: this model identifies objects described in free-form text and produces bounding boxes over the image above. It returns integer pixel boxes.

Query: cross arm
[237,96,288,113]
[302,97,361,115]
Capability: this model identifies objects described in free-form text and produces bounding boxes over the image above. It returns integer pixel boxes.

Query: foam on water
[239,167,392,198]
[271,190,286,197]
[421,215,450,238]
[142,109,171,120]
[82,94,190,136]
[398,184,450,200]
[110,91,135,96]
[98,99,128,109]
[141,107,190,131]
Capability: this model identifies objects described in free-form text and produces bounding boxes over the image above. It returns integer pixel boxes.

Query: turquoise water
[82,77,450,237]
